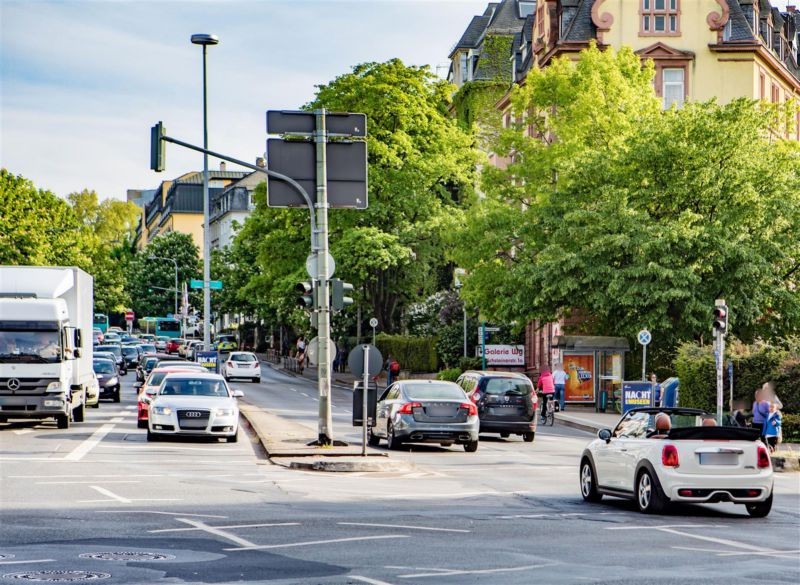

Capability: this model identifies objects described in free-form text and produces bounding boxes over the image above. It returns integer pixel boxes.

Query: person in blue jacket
[762,402,782,452]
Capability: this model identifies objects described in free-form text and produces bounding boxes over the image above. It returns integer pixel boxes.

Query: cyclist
[537,368,555,423]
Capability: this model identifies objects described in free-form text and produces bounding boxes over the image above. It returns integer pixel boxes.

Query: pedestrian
[281,335,289,358]
[552,363,569,412]
[730,400,748,427]
[385,355,400,386]
[337,345,347,373]
[762,402,782,452]
[761,382,784,411]
[751,389,770,439]
[296,336,306,375]
[536,368,555,422]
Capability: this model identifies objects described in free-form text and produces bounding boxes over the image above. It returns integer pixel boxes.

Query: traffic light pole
[716,330,725,425]
[315,109,334,446]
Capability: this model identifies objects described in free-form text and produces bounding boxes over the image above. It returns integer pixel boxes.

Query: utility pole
[713,300,729,425]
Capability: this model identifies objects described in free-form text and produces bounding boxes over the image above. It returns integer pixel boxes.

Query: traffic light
[295,281,317,310]
[150,121,166,172]
[713,304,728,334]
[330,278,354,311]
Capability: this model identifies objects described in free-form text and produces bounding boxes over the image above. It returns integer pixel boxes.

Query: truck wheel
[73,402,85,423]
[57,414,70,429]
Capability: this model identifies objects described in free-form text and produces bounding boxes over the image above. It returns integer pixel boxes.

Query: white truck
[0,266,93,428]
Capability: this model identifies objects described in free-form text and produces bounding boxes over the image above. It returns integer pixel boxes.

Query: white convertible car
[580,407,774,516]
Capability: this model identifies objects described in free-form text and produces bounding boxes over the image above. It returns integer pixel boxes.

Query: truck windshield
[0,330,61,363]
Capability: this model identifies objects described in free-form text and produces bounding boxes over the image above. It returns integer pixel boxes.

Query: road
[1,363,798,585]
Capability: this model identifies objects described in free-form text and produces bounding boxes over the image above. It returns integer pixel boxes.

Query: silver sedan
[369,380,479,452]
[147,372,243,443]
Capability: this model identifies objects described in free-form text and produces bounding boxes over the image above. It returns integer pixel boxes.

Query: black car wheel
[745,492,773,518]
[523,432,535,443]
[463,440,479,453]
[637,469,667,514]
[386,421,402,450]
[146,429,160,442]
[226,430,238,443]
[73,402,85,423]
[580,458,602,502]
[113,387,121,403]
[57,414,70,429]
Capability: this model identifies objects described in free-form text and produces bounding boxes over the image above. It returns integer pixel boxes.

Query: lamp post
[191,32,219,347]
[148,255,178,317]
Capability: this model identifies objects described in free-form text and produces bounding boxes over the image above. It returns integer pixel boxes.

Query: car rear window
[483,378,532,395]
[217,335,236,342]
[93,361,115,374]
[122,347,138,356]
[161,379,229,397]
[96,346,121,357]
[404,383,466,401]
[231,353,256,362]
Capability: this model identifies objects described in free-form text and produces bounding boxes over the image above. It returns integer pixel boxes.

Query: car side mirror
[598,428,612,443]
[232,390,244,398]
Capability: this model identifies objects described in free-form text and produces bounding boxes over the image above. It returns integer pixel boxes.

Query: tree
[0,169,87,266]
[450,44,800,348]
[127,232,201,319]
[238,59,479,333]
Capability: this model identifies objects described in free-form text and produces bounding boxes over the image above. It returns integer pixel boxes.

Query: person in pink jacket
[537,369,555,422]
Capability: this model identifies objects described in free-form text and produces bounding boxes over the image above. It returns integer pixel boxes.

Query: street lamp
[191,32,219,347]
[148,255,178,317]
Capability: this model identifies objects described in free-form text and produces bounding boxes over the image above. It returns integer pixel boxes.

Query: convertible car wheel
[580,459,602,502]
[746,492,773,518]
[637,469,667,514]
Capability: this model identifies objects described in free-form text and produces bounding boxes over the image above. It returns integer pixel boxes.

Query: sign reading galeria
[476,344,525,366]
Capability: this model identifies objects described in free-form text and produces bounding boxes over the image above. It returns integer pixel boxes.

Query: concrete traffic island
[239,401,416,473]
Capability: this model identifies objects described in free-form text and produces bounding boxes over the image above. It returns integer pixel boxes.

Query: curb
[556,416,603,435]
[285,458,416,473]
[771,454,800,472]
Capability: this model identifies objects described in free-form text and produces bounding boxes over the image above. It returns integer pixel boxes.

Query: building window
[536,4,545,42]
[662,68,685,108]
[641,0,680,35]
[723,17,732,41]
[459,53,469,83]
[771,84,780,104]
[760,72,766,100]
[519,1,535,18]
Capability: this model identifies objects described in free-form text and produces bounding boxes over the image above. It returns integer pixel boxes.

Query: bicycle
[540,392,555,427]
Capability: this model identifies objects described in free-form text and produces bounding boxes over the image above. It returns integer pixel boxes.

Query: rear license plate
[699,453,738,465]
[426,407,455,417]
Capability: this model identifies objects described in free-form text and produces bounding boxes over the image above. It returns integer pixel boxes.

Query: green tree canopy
[238,59,480,332]
[450,44,800,348]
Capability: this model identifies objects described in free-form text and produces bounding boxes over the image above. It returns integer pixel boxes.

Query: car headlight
[107,377,118,386]
[46,381,62,393]
[215,408,234,416]
[152,406,172,415]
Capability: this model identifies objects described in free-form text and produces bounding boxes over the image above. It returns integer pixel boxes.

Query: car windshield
[139,344,156,353]
[404,383,465,400]
[483,378,532,395]
[147,372,169,386]
[217,335,235,342]
[231,353,256,362]
[96,345,121,357]
[93,361,116,374]
[614,411,705,439]
[160,378,230,397]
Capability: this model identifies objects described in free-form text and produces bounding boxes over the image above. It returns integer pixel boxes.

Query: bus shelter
[552,336,630,412]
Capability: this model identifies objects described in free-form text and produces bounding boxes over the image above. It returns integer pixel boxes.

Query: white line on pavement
[175,518,258,549]
[606,524,728,530]
[369,490,534,500]
[338,522,470,533]
[225,535,409,551]
[672,546,800,559]
[98,510,227,518]
[12,429,33,435]
[10,474,162,479]
[89,486,131,503]
[149,522,299,533]
[63,423,116,461]
[658,527,777,553]
[395,563,553,579]
[0,560,55,565]
[350,576,397,585]
[79,498,182,503]
[38,480,141,485]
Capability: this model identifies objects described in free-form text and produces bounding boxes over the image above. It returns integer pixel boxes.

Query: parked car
[147,371,243,442]
[579,407,774,516]
[136,364,209,428]
[456,371,537,442]
[166,338,185,355]
[215,334,237,353]
[93,358,121,402]
[120,345,141,368]
[94,345,126,375]
[221,352,261,383]
[138,334,156,343]
[370,380,479,452]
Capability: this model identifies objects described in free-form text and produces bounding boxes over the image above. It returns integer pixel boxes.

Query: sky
[1,0,488,202]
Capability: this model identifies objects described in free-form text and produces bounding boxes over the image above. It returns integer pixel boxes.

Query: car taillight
[471,392,481,403]
[397,402,422,415]
[662,444,680,467]
[757,445,771,469]
[459,402,478,416]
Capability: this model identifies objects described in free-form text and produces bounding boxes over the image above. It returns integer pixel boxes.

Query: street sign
[347,344,382,378]
[305,253,335,280]
[125,311,135,322]
[637,329,652,346]
[267,110,367,137]
[190,279,223,290]
[369,318,378,328]
[266,139,368,208]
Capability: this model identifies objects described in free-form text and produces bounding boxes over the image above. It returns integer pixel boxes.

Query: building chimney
[219,161,226,172]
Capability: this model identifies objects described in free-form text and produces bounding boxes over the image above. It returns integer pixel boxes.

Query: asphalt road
[1,363,798,585]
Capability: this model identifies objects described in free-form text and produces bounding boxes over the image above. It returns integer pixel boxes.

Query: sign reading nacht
[621,381,654,413]
[196,351,219,373]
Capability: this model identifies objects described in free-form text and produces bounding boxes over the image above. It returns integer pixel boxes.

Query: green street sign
[190,279,223,290]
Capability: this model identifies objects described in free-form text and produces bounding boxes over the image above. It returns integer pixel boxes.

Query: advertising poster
[196,350,219,373]
[621,381,654,413]
[563,354,595,402]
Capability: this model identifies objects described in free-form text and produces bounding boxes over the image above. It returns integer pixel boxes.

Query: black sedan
[93,359,121,402]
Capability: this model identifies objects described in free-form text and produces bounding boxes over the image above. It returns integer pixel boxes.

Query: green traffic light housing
[713,305,728,334]
[295,281,316,310]
[330,278,354,311]
[150,121,166,172]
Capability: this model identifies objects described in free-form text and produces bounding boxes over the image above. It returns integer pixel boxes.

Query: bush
[436,368,462,382]
[458,357,482,371]
[771,359,800,414]
[673,342,715,410]
[375,334,438,373]
[782,413,800,443]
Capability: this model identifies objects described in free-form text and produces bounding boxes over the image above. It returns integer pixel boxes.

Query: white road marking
[394,563,552,578]
[672,546,800,559]
[606,524,728,530]
[150,522,299,533]
[370,490,534,500]
[12,429,33,435]
[63,423,115,461]
[301,393,310,398]
[89,486,131,503]
[658,527,778,553]
[38,480,141,485]
[79,498,182,503]
[111,416,124,422]
[98,510,227,518]
[338,522,470,533]
[225,535,408,551]
[174,518,257,549]
[351,576,396,585]
[10,474,162,479]
[0,559,55,565]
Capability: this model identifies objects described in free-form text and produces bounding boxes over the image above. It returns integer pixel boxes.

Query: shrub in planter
[781,413,800,443]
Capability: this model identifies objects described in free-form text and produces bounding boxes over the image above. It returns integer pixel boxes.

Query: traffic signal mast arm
[150,124,320,251]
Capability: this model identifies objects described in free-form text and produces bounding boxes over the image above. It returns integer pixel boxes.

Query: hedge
[375,334,438,373]
[436,368,462,382]
[782,413,800,443]
[771,359,800,413]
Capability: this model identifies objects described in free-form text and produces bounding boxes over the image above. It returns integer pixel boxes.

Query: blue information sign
[196,350,219,373]
[621,381,655,413]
